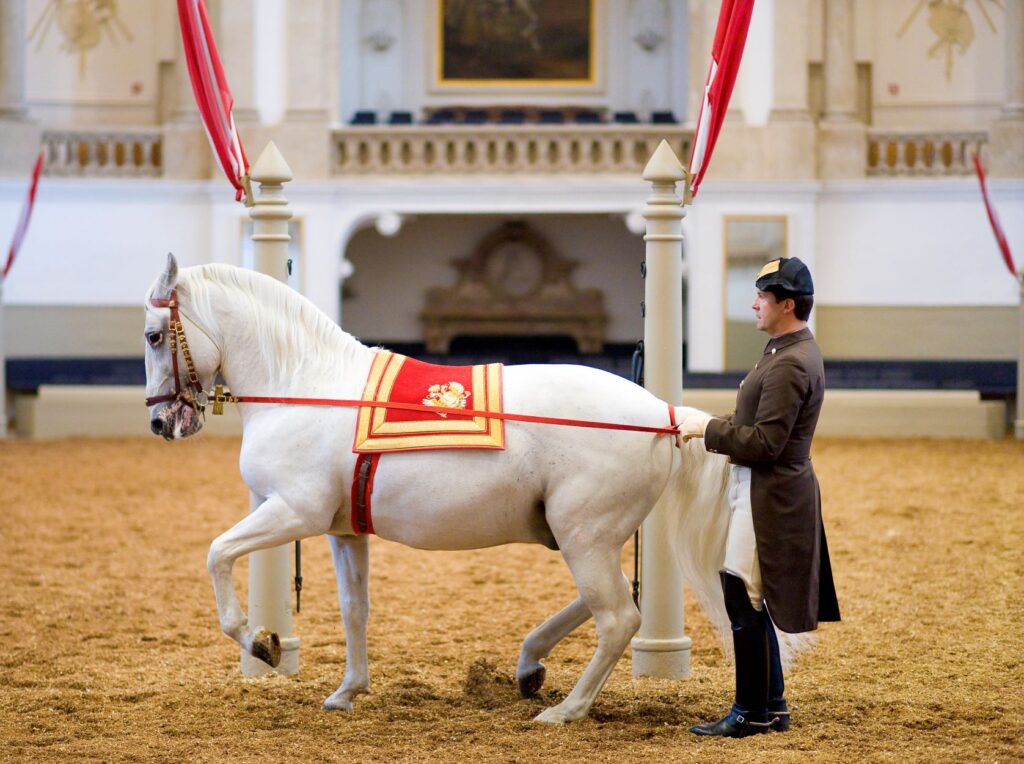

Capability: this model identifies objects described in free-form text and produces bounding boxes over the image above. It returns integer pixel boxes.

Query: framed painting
[437,0,596,86]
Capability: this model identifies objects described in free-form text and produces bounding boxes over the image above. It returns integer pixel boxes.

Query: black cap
[755,257,814,296]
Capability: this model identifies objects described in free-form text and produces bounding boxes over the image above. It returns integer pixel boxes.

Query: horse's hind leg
[534,547,640,724]
[516,597,591,698]
[324,534,370,711]
[207,494,323,666]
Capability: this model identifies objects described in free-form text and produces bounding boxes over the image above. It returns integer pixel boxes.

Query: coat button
[755,362,759,369]
[739,380,744,388]
[771,348,777,355]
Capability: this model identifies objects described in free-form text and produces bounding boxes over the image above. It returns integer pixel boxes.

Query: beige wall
[816,305,1018,360]
[23,0,166,125]
[5,306,142,357]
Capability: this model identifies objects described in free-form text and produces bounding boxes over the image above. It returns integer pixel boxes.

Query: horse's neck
[214,297,375,398]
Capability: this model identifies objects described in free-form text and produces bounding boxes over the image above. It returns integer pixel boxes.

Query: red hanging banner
[177,0,251,204]
[687,0,756,200]
[973,152,1019,279]
[3,149,44,279]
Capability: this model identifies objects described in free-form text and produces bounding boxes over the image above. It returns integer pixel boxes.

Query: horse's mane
[176,264,372,387]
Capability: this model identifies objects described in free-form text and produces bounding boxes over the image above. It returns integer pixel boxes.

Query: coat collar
[763,326,814,355]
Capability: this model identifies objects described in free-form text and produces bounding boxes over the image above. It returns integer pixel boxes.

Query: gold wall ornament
[28,0,134,79]
[897,0,1002,82]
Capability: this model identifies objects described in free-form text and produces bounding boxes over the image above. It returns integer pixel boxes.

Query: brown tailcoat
[704,327,840,633]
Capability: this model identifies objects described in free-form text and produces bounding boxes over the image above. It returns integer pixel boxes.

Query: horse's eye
[146,331,163,347]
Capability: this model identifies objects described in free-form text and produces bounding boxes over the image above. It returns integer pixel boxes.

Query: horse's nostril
[150,418,163,435]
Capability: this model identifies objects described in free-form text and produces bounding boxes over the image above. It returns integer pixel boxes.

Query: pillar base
[241,635,300,677]
[161,122,212,180]
[817,122,867,180]
[631,635,692,679]
[988,119,1024,178]
[0,120,41,175]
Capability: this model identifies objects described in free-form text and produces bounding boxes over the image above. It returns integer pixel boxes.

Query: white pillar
[0,0,26,120]
[240,141,300,676]
[768,0,811,123]
[631,140,691,679]
[0,0,40,175]
[218,0,259,124]
[989,0,1024,177]
[817,0,865,179]
[1000,0,1024,123]
[277,0,332,180]
[821,0,856,123]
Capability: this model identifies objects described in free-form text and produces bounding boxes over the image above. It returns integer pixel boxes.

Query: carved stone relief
[28,0,133,78]
[897,0,1002,81]
[421,221,607,353]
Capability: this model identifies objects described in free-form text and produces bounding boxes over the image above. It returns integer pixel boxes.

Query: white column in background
[240,142,300,677]
[822,0,857,122]
[631,140,691,680]
[768,0,811,122]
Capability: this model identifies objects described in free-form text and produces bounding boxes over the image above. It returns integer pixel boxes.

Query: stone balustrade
[331,125,693,175]
[42,130,163,177]
[866,131,987,177]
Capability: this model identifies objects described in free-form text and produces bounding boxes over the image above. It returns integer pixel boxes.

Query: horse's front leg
[323,534,371,711]
[206,494,320,666]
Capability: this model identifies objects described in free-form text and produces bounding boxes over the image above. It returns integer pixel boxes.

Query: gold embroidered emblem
[422,382,471,417]
[756,259,781,280]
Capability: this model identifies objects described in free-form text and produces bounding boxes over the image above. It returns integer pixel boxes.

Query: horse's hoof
[517,665,546,698]
[251,628,281,668]
[323,695,353,712]
[533,705,570,724]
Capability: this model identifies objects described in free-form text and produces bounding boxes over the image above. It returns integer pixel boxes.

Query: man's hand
[679,412,713,442]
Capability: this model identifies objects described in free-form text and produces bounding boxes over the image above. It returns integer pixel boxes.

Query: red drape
[3,150,44,279]
[973,152,1019,279]
[687,0,756,199]
[177,0,250,203]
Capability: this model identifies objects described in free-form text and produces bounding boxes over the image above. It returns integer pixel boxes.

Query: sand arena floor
[1,435,1022,763]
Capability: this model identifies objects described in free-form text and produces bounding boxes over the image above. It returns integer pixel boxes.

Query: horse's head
[144,253,221,440]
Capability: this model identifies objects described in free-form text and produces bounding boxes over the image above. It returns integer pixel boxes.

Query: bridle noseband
[145,289,215,412]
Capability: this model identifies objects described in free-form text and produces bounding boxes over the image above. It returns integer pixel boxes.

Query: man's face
[752,289,789,334]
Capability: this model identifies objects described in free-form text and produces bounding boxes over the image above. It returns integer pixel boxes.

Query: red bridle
[144,289,210,410]
[143,290,682,441]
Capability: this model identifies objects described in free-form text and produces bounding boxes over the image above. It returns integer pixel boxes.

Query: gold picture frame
[436,0,597,87]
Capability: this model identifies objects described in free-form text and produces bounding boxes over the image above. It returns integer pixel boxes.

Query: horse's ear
[155,252,178,299]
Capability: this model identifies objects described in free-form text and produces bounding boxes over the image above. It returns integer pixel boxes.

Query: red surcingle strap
[351,453,380,534]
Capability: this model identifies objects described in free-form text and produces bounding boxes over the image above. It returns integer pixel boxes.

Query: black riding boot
[690,572,776,738]
[765,612,790,731]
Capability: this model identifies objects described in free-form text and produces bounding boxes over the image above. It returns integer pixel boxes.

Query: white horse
[143,254,737,723]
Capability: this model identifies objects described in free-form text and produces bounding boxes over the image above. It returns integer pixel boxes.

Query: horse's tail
[664,406,814,669]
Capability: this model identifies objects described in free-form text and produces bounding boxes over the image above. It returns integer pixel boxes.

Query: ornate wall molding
[421,221,607,353]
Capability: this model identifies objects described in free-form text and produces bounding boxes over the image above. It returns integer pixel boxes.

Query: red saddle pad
[353,351,505,453]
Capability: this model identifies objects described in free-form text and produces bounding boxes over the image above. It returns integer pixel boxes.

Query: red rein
[145,292,681,440]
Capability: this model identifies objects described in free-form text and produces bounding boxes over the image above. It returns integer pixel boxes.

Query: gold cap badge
[756,259,781,280]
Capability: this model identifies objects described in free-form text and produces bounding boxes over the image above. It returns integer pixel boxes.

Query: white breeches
[723,465,764,611]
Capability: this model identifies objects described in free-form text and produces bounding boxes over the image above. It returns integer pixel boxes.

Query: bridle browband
[144,289,682,440]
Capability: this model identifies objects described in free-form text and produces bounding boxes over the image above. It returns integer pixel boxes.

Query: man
[680,256,840,738]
